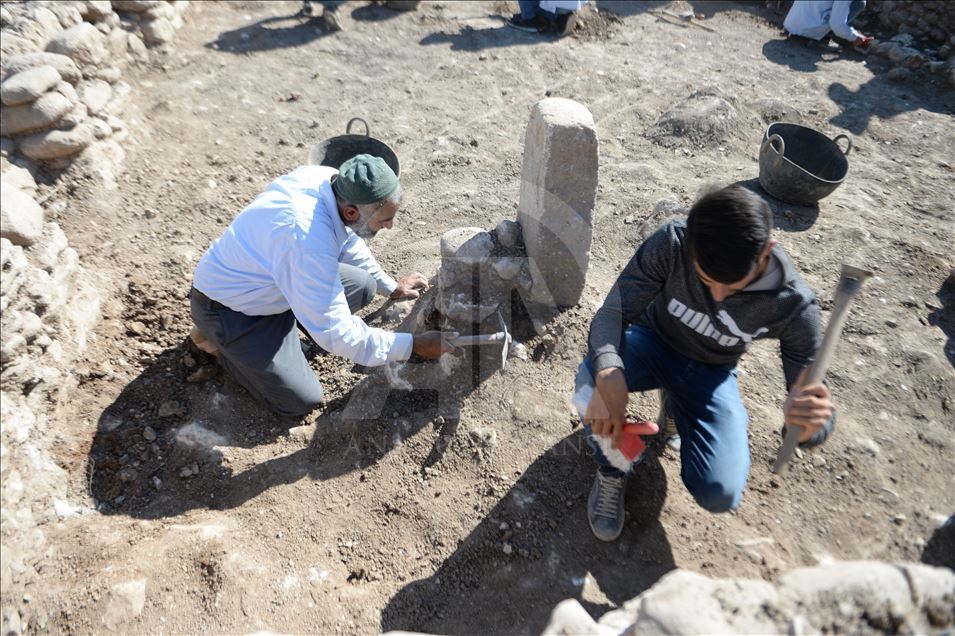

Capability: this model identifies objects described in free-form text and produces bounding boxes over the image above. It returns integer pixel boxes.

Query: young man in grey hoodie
[574,185,835,541]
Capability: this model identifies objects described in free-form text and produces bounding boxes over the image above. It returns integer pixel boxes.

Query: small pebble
[142,426,157,442]
[892,514,906,525]
[502,543,513,555]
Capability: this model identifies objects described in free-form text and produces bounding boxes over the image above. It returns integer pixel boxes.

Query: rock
[648,88,738,147]
[542,599,607,636]
[440,227,487,260]
[127,32,148,59]
[18,123,93,160]
[112,0,163,12]
[1,52,81,85]
[0,137,13,157]
[107,26,129,57]
[455,231,495,263]
[72,138,126,188]
[887,67,913,82]
[1,163,38,196]
[494,219,522,249]
[142,426,157,442]
[0,65,62,106]
[748,97,801,124]
[186,366,217,383]
[58,101,88,130]
[518,98,597,307]
[618,569,779,633]
[90,118,112,139]
[890,33,916,47]
[492,257,523,281]
[102,580,146,630]
[141,17,176,44]
[77,78,111,114]
[80,1,114,20]
[47,3,84,29]
[6,6,63,49]
[45,22,109,67]
[0,91,74,136]
[0,186,44,246]
[158,400,181,417]
[55,80,79,105]
[93,66,122,84]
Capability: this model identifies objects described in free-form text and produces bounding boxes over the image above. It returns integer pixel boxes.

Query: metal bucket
[758,122,851,206]
[307,118,400,176]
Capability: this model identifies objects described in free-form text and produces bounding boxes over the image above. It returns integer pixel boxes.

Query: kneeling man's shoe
[588,467,627,541]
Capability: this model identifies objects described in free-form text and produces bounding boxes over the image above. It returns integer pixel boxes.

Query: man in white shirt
[784,0,872,48]
[190,154,454,417]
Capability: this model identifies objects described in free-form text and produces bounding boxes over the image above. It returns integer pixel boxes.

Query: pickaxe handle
[446,332,508,346]
[772,265,872,475]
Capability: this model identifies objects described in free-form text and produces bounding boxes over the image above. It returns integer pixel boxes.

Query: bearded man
[190,154,453,417]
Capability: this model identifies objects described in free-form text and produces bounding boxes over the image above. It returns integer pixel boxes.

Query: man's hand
[853,35,873,48]
[391,272,430,300]
[783,368,835,443]
[412,331,461,359]
[584,367,629,450]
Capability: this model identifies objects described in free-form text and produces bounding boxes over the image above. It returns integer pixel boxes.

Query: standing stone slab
[517,98,597,307]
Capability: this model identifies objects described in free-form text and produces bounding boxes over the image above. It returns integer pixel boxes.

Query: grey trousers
[190,263,377,417]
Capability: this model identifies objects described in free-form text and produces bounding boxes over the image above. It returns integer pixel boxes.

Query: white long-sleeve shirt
[193,165,413,366]
[784,1,863,42]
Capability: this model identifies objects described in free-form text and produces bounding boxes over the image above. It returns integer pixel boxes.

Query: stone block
[127,32,148,59]
[0,91,74,136]
[19,123,94,160]
[1,52,81,85]
[0,66,62,106]
[517,98,597,307]
[0,186,44,247]
[77,78,111,114]
[45,22,109,67]
[58,102,89,130]
[55,80,79,105]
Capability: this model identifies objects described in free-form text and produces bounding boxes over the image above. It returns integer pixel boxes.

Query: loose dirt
[21,1,954,634]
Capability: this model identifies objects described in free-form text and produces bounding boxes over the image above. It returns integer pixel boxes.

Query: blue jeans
[848,0,866,24]
[518,0,557,22]
[190,263,377,418]
[574,324,750,513]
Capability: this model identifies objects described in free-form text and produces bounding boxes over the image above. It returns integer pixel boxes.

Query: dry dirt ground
[22,0,954,633]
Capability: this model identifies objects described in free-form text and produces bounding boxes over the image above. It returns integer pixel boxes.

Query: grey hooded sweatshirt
[588,219,833,444]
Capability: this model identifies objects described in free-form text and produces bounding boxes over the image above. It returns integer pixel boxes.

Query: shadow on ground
[206,12,331,55]
[734,178,821,231]
[921,515,955,571]
[381,438,674,635]
[927,278,955,370]
[87,292,547,520]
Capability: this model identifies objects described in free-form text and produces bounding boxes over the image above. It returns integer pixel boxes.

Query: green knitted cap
[332,154,399,205]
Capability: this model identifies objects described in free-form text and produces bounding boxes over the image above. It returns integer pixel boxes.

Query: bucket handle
[832,133,852,156]
[762,133,785,164]
[346,117,370,137]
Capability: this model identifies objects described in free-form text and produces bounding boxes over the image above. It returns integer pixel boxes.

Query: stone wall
[0,2,190,633]
[869,0,955,45]
[1,1,189,171]
[542,560,955,635]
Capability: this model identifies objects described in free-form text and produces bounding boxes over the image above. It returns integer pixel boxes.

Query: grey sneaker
[657,390,680,452]
[587,468,627,541]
